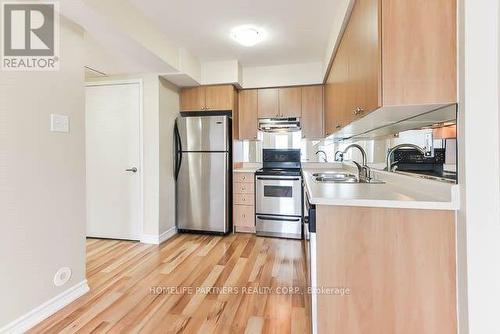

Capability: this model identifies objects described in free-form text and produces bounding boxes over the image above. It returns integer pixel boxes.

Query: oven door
[256,176,302,216]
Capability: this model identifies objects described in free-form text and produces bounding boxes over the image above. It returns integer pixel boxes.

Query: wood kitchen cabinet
[233,172,255,233]
[279,87,302,118]
[181,84,239,138]
[324,0,456,136]
[241,86,322,139]
[180,84,236,112]
[205,85,235,111]
[324,0,381,136]
[324,41,349,135]
[315,205,457,333]
[301,85,324,138]
[382,0,456,105]
[258,87,302,118]
[347,0,382,120]
[180,87,205,111]
[238,89,259,140]
[257,88,279,118]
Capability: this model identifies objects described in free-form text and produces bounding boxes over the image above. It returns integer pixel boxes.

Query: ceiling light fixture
[231,26,264,47]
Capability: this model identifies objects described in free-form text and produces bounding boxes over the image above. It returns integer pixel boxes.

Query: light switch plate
[50,114,69,133]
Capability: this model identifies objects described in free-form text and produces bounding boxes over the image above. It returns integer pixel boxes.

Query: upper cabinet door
[238,90,259,140]
[323,0,456,137]
[301,86,324,138]
[205,85,235,111]
[180,87,205,111]
[382,0,456,105]
[324,36,349,136]
[279,87,302,118]
[258,88,279,118]
[346,0,382,119]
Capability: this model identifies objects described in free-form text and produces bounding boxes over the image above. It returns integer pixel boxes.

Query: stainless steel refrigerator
[174,114,232,234]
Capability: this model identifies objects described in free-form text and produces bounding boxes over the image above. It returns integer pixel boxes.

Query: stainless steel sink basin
[312,171,385,184]
[313,172,358,183]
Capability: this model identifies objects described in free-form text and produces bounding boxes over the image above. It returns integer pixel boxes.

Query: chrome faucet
[386,144,426,172]
[315,150,328,162]
[335,144,371,182]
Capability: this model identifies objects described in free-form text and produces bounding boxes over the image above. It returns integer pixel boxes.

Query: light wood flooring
[29,233,310,334]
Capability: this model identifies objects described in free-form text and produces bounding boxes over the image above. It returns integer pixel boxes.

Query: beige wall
[0,20,86,326]
[159,78,179,234]
[241,62,324,88]
[141,74,161,235]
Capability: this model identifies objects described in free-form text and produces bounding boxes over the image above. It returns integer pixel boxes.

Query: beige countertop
[303,167,459,210]
[233,163,261,173]
[233,168,259,173]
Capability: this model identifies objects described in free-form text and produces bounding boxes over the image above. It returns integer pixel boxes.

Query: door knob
[126,167,138,173]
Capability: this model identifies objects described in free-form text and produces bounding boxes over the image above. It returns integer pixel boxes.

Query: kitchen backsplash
[233,130,334,163]
[233,128,457,173]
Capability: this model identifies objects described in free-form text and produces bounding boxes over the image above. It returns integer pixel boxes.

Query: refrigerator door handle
[174,122,182,180]
[256,216,301,222]
[177,151,183,180]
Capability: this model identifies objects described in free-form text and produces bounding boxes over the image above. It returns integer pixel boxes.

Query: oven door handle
[256,216,302,222]
[256,177,300,181]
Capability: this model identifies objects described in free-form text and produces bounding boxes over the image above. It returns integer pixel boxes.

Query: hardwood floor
[29,233,310,334]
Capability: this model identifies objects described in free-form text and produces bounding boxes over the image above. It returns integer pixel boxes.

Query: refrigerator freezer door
[176,115,229,152]
[176,152,229,233]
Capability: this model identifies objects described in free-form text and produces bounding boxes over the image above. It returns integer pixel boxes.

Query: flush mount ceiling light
[231,26,264,47]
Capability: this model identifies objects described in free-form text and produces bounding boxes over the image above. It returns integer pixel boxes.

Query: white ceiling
[129,0,340,67]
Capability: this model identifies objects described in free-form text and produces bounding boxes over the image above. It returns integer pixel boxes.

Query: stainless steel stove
[255,149,303,239]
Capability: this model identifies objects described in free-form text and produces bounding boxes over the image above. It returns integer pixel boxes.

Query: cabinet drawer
[234,193,254,206]
[234,172,254,183]
[234,205,255,228]
[233,182,254,194]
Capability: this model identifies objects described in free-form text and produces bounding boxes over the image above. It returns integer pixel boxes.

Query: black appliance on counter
[393,148,456,180]
[255,149,303,239]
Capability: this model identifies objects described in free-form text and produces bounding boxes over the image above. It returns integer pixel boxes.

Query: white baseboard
[0,280,90,334]
[141,226,177,245]
[159,226,177,244]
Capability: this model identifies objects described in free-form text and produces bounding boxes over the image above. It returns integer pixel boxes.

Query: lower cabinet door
[233,205,255,232]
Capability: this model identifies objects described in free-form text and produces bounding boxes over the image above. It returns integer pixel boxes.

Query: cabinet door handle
[336,124,342,129]
[354,106,364,115]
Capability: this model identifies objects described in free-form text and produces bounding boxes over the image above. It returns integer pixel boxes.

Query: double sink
[313,171,384,184]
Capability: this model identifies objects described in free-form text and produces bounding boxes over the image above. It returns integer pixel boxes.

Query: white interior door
[85,82,141,240]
